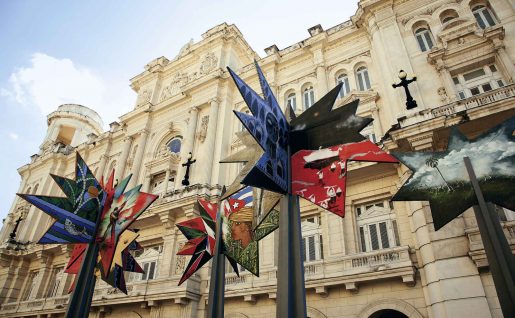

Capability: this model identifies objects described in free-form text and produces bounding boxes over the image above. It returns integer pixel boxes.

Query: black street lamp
[181,152,196,186]
[392,70,418,110]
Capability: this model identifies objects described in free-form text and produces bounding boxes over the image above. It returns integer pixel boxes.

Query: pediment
[358,206,390,219]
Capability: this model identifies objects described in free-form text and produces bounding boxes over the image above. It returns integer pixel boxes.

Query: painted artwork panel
[292,141,397,217]
[393,116,515,230]
[222,186,279,276]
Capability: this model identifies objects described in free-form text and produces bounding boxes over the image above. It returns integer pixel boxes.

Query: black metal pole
[464,157,515,318]
[65,242,100,318]
[206,202,225,318]
[276,142,307,318]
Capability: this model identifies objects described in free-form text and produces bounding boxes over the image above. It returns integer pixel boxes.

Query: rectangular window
[489,64,497,72]
[458,91,466,99]
[369,224,379,250]
[470,87,480,96]
[497,80,505,88]
[463,69,486,81]
[452,77,460,85]
[482,83,492,92]
[379,222,390,249]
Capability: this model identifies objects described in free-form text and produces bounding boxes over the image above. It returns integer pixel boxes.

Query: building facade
[0,0,514,317]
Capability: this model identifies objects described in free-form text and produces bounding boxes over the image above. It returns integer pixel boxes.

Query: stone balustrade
[397,84,515,129]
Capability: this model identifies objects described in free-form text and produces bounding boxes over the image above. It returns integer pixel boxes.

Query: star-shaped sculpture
[228,63,398,218]
[220,129,281,219]
[18,154,104,243]
[95,170,157,277]
[292,141,397,217]
[18,152,157,294]
[65,230,144,294]
[228,62,289,194]
[392,116,515,230]
[176,199,222,285]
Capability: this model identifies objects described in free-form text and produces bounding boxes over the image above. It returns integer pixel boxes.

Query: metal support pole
[65,242,100,318]
[277,140,307,318]
[464,157,515,318]
[206,203,225,318]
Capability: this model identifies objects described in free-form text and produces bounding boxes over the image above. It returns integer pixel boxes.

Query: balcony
[220,245,415,299]
[389,85,515,141]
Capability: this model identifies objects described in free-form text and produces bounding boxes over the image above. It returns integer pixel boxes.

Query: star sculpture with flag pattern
[175,199,226,285]
[17,152,157,294]
[392,116,515,230]
[226,62,398,218]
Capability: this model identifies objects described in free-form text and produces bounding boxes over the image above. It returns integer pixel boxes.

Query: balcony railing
[398,84,515,129]
[221,245,414,297]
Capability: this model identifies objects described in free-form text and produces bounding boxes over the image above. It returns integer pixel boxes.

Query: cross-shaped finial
[181,152,196,186]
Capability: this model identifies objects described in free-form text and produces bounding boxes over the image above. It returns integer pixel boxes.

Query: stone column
[97,139,112,179]
[210,98,227,186]
[158,211,178,278]
[115,136,133,181]
[370,105,384,138]
[129,130,150,188]
[34,252,52,299]
[5,258,30,302]
[0,254,14,303]
[175,106,199,189]
[163,168,171,196]
[203,98,220,186]
[435,60,457,100]
[493,40,515,83]
[316,64,328,94]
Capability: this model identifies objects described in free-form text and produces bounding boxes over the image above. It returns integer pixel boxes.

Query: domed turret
[39,104,104,152]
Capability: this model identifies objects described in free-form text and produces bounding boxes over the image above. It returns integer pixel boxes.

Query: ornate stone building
[1,0,514,317]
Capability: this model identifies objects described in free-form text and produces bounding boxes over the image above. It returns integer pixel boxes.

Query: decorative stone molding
[137,89,152,107]
[199,52,218,75]
[308,24,324,36]
[264,44,279,55]
[196,115,209,143]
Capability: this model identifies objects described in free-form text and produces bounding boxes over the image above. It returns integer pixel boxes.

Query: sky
[0,0,358,223]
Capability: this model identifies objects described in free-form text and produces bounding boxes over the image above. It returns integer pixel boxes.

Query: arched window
[415,27,434,52]
[303,86,315,109]
[472,5,496,29]
[356,67,371,91]
[440,9,459,24]
[167,137,182,154]
[285,91,297,111]
[336,74,351,98]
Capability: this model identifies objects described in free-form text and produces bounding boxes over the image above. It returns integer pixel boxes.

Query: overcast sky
[0,0,358,223]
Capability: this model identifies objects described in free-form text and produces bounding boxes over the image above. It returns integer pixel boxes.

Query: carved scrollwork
[196,116,209,143]
[199,52,218,75]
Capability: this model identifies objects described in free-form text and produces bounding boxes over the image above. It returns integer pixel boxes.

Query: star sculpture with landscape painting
[392,116,515,230]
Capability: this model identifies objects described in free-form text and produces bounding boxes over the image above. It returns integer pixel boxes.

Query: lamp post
[181,152,196,186]
[392,70,418,110]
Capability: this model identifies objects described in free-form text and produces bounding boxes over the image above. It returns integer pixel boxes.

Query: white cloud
[8,132,19,140]
[2,53,134,129]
